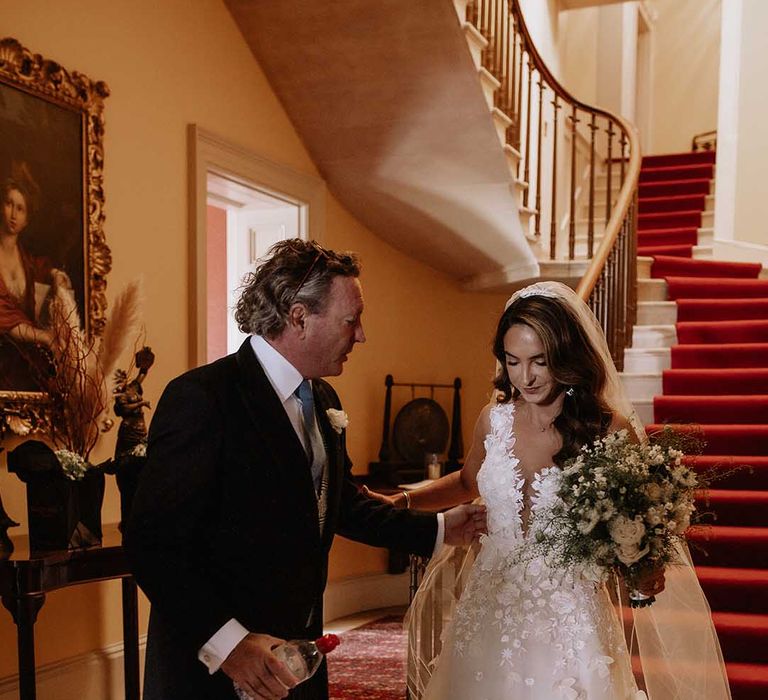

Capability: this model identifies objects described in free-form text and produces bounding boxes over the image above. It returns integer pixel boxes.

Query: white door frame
[188,124,326,367]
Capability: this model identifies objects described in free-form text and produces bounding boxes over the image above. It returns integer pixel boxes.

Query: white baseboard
[0,573,404,698]
[0,635,147,700]
[323,571,410,623]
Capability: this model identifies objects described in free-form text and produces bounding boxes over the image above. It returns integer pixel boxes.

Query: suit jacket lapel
[234,340,315,493]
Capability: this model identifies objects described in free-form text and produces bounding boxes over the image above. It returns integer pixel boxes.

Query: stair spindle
[534,76,544,240]
[522,58,533,209]
[549,94,560,260]
[568,104,578,260]
[588,112,597,258]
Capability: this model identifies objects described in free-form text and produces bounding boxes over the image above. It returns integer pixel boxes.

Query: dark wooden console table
[0,524,139,700]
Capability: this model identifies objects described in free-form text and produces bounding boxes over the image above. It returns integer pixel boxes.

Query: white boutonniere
[326,408,349,434]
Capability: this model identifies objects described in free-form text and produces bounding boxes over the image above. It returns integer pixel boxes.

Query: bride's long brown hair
[492,294,613,466]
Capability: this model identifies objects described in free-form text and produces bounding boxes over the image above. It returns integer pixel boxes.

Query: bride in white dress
[366,282,731,700]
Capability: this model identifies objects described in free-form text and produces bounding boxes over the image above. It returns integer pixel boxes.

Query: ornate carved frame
[0,37,111,437]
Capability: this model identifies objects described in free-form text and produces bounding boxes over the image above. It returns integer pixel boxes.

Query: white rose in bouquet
[616,542,650,566]
[608,515,646,546]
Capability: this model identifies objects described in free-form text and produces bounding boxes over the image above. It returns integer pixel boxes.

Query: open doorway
[189,125,326,367]
[206,175,302,361]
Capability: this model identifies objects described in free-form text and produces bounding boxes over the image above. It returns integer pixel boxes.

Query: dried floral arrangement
[42,279,144,468]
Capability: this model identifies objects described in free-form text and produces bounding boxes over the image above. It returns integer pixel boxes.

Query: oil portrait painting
[0,80,85,391]
[0,37,110,433]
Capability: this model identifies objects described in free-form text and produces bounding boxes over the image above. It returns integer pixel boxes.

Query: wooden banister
[467,0,641,367]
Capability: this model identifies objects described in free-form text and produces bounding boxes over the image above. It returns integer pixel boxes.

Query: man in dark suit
[126,239,485,700]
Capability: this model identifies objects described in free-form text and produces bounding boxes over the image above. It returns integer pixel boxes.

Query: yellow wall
[732,0,768,246]
[649,0,721,154]
[0,0,508,679]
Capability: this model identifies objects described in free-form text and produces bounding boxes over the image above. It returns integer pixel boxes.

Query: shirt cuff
[432,512,445,558]
[198,618,250,674]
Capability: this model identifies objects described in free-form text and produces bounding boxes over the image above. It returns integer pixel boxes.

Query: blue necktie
[296,380,323,491]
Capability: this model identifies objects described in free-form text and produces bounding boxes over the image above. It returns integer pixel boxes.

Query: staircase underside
[225,0,537,285]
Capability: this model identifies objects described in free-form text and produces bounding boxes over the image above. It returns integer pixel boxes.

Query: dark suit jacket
[125,339,437,699]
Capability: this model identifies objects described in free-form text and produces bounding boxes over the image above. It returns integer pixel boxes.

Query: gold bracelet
[402,490,412,510]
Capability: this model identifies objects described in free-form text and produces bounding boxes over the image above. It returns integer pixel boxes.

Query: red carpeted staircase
[638,151,768,699]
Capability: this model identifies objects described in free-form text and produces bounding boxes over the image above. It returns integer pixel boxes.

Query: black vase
[104,453,146,531]
[8,440,105,552]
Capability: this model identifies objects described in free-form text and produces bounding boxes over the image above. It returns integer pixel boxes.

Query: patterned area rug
[327,615,407,699]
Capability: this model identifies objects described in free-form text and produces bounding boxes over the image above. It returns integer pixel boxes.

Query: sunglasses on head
[289,243,329,304]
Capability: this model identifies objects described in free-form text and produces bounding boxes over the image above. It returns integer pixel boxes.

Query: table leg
[121,577,140,700]
[2,593,45,700]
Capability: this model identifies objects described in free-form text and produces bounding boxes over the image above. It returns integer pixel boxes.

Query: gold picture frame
[0,37,111,436]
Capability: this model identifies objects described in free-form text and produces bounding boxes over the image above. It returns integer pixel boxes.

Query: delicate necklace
[525,405,557,432]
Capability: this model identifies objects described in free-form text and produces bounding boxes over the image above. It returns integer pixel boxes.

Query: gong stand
[370,374,463,486]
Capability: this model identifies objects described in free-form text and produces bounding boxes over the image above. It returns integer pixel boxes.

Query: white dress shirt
[198,335,444,673]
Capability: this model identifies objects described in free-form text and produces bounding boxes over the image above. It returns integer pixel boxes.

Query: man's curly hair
[234,239,360,338]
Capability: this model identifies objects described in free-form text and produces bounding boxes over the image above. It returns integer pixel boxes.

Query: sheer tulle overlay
[421,403,642,699]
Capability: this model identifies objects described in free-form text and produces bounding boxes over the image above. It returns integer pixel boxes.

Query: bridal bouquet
[538,428,699,607]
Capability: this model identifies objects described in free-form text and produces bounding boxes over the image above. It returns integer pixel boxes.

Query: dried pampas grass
[99,278,144,379]
[45,279,144,461]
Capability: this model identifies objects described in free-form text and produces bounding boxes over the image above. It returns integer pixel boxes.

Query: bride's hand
[634,567,666,597]
[362,485,405,509]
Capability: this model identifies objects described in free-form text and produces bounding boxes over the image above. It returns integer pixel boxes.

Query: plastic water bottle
[234,634,340,698]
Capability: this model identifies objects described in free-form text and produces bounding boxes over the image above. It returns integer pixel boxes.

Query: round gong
[392,398,450,464]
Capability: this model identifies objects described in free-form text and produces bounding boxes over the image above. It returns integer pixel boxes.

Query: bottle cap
[315,633,340,654]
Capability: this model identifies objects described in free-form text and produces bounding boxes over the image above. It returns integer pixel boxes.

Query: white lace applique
[444,403,635,699]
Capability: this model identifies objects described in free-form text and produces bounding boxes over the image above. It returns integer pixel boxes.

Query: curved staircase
[624,150,768,699]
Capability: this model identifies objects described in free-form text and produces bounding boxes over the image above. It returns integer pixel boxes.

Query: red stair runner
[639,193,706,214]
[665,277,768,299]
[638,244,693,258]
[670,343,768,369]
[663,368,768,394]
[638,227,699,247]
[675,298,768,322]
[639,162,715,182]
[684,455,768,490]
[642,151,716,168]
[654,395,768,424]
[639,210,702,229]
[675,321,768,344]
[638,150,768,697]
[639,177,711,198]
[652,256,762,279]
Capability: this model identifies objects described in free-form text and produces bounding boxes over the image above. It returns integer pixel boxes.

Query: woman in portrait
[0,161,71,390]
[366,282,731,699]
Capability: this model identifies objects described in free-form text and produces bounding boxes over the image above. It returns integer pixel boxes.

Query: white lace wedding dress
[422,402,643,700]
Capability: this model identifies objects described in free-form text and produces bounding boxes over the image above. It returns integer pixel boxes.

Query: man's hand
[443,503,487,546]
[221,633,298,699]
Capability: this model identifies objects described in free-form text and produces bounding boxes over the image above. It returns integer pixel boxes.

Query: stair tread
[664,367,768,373]
[712,610,768,630]
[705,490,768,503]
[688,524,768,537]
[696,565,768,582]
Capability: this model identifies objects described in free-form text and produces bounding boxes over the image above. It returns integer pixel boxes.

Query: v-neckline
[507,401,558,538]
